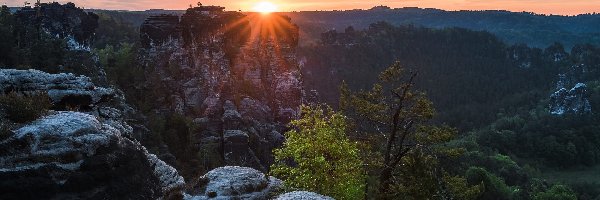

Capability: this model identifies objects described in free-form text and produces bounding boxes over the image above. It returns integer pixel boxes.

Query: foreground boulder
[275,191,334,200]
[0,112,184,199]
[185,166,283,199]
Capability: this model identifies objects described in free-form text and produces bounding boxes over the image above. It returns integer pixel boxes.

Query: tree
[0,5,16,66]
[271,105,365,200]
[340,61,480,199]
[533,184,577,200]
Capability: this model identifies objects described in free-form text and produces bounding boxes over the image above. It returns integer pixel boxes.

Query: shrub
[0,92,52,123]
[271,105,365,200]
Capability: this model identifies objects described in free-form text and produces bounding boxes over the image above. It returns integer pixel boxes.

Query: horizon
[3,0,600,16]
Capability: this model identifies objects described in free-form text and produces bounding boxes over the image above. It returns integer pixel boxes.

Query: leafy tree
[271,105,365,200]
[533,184,577,200]
[340,61,480,199]
[465,167,517,200]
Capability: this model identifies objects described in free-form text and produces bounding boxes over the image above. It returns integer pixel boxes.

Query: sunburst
[253,2,277,14]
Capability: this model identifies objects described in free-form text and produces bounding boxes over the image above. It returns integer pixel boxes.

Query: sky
[3,0,600,15]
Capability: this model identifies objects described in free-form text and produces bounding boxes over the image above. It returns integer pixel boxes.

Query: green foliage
[533,184,577,200]
[146,113,203,178]
[389,148,482,200]
[0,92,52,123]
[465,167,518,200]
[0,7,67,70]
[340,62,480,199]
[96,43,143,91]
[271,105,365,200]
[93,13,139,49]
[445,174,483,200]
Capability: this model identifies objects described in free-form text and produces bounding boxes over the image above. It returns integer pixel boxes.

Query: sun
[253,1,278,14]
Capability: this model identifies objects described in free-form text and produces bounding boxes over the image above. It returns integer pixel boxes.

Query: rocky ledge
[184,166,333,200]
[0,69,114,110]
[0,112,184,199]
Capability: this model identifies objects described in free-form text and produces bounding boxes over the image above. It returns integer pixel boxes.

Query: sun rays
[253,2,278,14]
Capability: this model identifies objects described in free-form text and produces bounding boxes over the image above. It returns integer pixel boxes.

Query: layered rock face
[275,191,335,200]
[16,2,99,50]
[550,83,592,115]
[0,69,184,199]
[184,166,332,200]
[0,112,184,199]
[185,166,282,199]
[140,6,303,171]
[10,3,106,85]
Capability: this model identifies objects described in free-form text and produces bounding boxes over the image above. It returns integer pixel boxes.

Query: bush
[271,105,365,200]
[0,92,52,123]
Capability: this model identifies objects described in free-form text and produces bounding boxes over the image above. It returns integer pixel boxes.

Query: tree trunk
[378,166,393,199]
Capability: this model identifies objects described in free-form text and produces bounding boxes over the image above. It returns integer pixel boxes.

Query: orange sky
[4,0,600,15]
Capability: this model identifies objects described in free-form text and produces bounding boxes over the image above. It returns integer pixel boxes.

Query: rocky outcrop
[15,2,99,50]
[276,191,334,200]
[10,2,106,85]
[0,68,150,145]
[140,5,303,172]
[185,166,282,199]
[550,83,592,115]
[0,69,113,109]
[140,14,182,48]
[0,112,184,199]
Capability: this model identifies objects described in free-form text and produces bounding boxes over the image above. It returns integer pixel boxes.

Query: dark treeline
[286,7,600,48]
[78,7,600,48]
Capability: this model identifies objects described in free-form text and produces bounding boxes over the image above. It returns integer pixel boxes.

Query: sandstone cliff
[139,6,303,172]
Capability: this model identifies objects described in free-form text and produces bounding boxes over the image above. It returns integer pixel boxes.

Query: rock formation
[0,112,184,199]
[15,2,99,50]
[9,2,106,85]
[183,166,334,200]
[139,5,303,172]
[550,82,592,115]
[185,166,282,199]
[275,191,335,200]
[0,69,185,199]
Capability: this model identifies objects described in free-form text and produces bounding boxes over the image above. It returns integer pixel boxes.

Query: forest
[1,3,600,199]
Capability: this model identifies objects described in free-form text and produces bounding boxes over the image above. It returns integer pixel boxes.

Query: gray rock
[0,112,184,199]
[275,191,334,200]
[140,6,303,172]
[185,166,282,200]
[550,83,592,115]
[0,69,114,107]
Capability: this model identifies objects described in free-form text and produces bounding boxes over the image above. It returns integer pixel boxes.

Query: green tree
[465,167,517,200]
[271,105,365,200]
[533,184,577,200]
[340,61,480,199]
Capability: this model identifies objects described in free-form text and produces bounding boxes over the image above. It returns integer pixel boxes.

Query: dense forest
[2,3,600,199]
[299,21,600,199]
